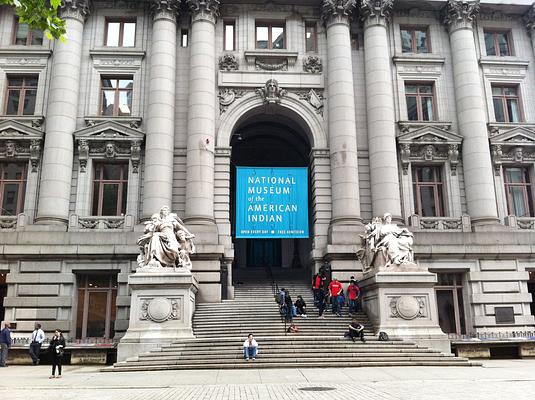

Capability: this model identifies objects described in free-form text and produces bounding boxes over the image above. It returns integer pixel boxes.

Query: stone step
[154,345,430,354]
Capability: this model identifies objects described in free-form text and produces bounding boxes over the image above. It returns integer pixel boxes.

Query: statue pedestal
[117,269,199,362]
[360,269,450,354]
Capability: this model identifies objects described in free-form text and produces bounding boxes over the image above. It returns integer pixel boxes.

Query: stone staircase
[107,268,477,371]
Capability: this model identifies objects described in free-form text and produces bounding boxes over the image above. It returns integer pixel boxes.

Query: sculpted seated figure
[137,206,195,270]
[358,213,415,272]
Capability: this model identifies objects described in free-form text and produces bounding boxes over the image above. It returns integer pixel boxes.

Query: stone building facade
[0,0,535,342]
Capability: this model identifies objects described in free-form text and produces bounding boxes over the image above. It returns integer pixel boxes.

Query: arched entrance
[230,112,312,271]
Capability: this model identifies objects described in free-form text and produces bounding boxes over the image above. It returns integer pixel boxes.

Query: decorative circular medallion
[395,296,420,320]
[147,298,172,323]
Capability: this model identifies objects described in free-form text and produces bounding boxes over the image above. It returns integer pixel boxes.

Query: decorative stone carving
[150,0,180,20]
[442,0,480,30]
[321,0,357,26]
[131,140,141,173]
[255,58,287,71]
[359,0,394,26]
[488,126,535,176]
[217,89,246,113]
[137,206,196,271]
[187,0,220,23]
[448,144,459,175]
[389,296,426,319]
[78,139,89,173]
[524,4,535,37]
[297,89,324,116]
[140,298,180,322]
[303,56,323,73]
[219,53,238,71]
[60,0,92,21]
[256,79,287,105]
[0,120,44,172]
[357,213,419,273]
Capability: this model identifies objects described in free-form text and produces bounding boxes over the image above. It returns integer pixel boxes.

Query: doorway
[528,271,535,317]
[434,272,466,335]
[0,272,6,323]
[230,117,312,270]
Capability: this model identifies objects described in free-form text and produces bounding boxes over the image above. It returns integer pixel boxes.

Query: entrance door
[0,273,6,323]
[434,272,466,335]
[528,271,535,317]
[247,239,281,268]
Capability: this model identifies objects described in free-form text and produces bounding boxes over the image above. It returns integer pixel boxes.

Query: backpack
[378,331,389,341]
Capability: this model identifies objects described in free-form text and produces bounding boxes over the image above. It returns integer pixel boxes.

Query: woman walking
[49,329,66,378]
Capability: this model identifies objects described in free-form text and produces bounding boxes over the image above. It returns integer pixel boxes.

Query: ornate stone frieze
[0,119,44,173]
[218,88,246,113]
[389,296,427,320]
[219,54,238,71]
[397,124,462,176]
[187,0,220,23]
[489,126,535,176]
[74,120,145,173]
[256,79,287,105]
[303,56,323,74]
[150,0,180,21]
[321,0,357,27]
[296,89,324,116]
[140,298,180,322]
[524,4,535,37]
[60,0,92,22]
[255,58,288,71]
[442,0,480,31]
[358,0,393,27]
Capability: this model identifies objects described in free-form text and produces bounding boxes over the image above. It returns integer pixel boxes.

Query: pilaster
[360,0,402,221]
[141,0,180,218]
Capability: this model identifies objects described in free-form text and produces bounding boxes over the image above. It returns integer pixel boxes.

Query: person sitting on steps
[243,333,258,361]
[294,296,307,318]
[345,318,366,343]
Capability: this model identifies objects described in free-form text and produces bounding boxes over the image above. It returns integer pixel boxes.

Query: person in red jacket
[347,277,361,316]
[328,278,343,316]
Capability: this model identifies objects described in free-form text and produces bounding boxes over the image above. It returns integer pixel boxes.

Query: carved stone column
[360,0,402,221]
[443,0,499,226]
[321,0,362,244]
[36,0,91,224]
[142,0,180,218]
[184,0,219,227]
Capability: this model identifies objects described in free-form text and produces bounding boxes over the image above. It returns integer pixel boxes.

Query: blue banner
[236,167,309,238]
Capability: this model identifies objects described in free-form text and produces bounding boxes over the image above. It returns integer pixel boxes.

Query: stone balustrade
[408,214,471,232]
[68,214,135,231]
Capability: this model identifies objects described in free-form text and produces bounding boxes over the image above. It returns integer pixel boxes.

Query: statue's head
[383,213,392,223]
[266,79,277,94]
[150,213,160,223]
[105,142,116,158]
[177,230,186,240]
[160,206,170,217]
[5,141,15,156]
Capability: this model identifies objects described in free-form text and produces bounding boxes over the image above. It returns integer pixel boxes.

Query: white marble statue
[357,213,415,272]
[137,206,196,270]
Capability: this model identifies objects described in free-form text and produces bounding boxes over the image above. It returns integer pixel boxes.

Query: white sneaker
[246,358,249,361]
[252,358,256,361]
[303,314,308,318]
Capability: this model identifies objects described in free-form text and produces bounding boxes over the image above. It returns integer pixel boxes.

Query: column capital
[358,0,393,28]
[523,4,535,37]
[60,0,92,22]
[187,0,220,24]
[442,0,480,32]
[150,0,181,22]
[320,0,357,27]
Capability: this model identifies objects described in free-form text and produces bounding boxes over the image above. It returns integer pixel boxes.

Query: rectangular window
[12,17,43,45]
[504,166,534,217]
[305,21,317,52]
[92,162,128,216]
[224,20,235,51]
[4,76,38,116]
[484,30,512,56]
[0,162,27,216]
[401,27,429,54]
[256,22,285,49]
[76,274,118,339]
[105,19,136,47]
[412,165,444,217]
[434,272,466,335]
[181,29,188,47]
[492,85,521,123]
[100,76,133,117]
[405,83,435,121]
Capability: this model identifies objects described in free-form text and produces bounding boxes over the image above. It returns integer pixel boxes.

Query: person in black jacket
[294,296,308,318]
[49,329,66,378]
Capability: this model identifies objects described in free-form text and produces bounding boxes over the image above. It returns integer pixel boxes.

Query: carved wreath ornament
[140,298,180,323]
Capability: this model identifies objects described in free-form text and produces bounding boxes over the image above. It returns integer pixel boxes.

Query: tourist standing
[348,277,361,316]
[317,289,327,319]
[49,329,66,378]
[243,333,258,361]
[312,270,326,305]
[29,323,45,365]
[295,295,307,317]
[0,322,12,367]
[284,291,296,322]
[329,278,343,316]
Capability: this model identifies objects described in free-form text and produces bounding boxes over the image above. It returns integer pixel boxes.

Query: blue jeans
[349,299,357,314]
[331,296,340,314]
[244,346,257,359]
